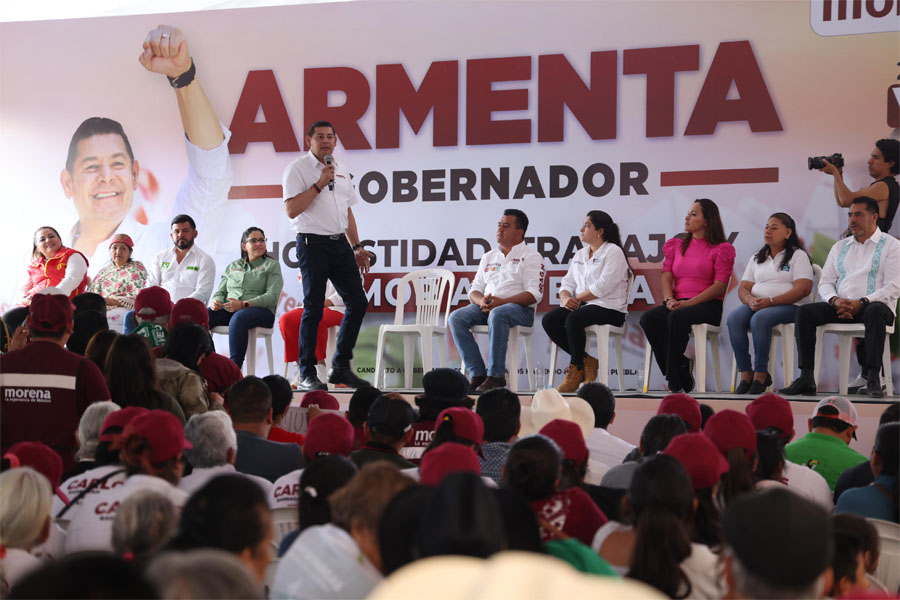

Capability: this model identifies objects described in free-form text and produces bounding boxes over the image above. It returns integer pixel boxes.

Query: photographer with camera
[814,139,899,234]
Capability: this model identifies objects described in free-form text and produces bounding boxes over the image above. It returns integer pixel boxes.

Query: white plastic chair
[729,265,821,392]
[470,324,535,393]
[868,518,900,592]
[813,323,895,396]
[211,326,275,376]
[549,272,633,391]
[643,274,733,393]
[374,269,455,389]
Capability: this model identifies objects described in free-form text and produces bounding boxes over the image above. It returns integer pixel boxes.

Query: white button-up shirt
[469,242,546,305]
[282,152,357,235]
[146,244,217,304]
[559,243,630,313]
[820,229,900,315]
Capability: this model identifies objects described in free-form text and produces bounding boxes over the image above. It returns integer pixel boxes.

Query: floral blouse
[87,260,148,302]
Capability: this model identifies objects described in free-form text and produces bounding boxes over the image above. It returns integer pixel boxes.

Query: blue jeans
[208,307,275,369]
[122,310,136,334]
[727,303,798,373]
[449,302,534,378]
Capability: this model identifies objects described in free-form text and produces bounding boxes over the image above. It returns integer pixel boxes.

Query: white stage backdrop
[1,1,898,390]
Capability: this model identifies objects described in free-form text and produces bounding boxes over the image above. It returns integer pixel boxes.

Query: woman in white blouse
[727,213,813,394]
[542,211,630,393]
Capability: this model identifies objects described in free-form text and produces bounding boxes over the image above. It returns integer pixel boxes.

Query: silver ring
[161,33,170,38]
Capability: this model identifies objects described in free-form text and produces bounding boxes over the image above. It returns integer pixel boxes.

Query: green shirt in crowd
[785,431,868,491]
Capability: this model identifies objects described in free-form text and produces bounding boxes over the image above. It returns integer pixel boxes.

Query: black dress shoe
[468,375,487,393]
[867,378,885,398]
[680,357,695,394]
[327,367,370,388]
[748,373,773,395]
[298,375,327,391]
[735,380,752,394]
[778,377,816,396]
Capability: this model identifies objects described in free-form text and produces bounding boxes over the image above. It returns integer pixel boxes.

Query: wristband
[167,59,196,89]
[860,297,870,306]
[243,301,250,309]
[352,243,363,251]
[312,183,321,193]
[769,297,775,306]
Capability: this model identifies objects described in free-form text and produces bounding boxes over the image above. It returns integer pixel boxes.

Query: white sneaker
[847,373,867,394]
[290,362,302,389]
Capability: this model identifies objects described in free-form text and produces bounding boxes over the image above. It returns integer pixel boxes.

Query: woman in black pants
[542,211,629,393]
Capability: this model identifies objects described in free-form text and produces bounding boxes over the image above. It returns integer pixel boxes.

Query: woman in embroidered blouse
[639,199,735,393]
[208,227,283,369]
[542,211,630,393]
[727,213,813,394]
[86,233,148,330]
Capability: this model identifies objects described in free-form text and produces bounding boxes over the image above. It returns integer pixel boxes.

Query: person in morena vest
[19,226,89,305]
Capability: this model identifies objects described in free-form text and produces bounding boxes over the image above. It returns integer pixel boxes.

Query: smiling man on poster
[60,25,232,277]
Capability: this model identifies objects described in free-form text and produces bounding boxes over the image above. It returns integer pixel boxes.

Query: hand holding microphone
[324,154,334,190]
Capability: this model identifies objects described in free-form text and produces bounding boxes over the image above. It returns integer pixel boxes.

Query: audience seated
[133,286,173,356]
[836,422,899,522]
[351,394,417,470]
[475,388,520,484]
[0,468,52,593]
[601,414,688,490]
[577,383,635,467]
[83,329,119,374]
[9,552,156,599]
[419,442,483,486]
[111,489,177,567]
[67,400,120,479]
[169,298,243,395]
[147,549,264,599]
[345,386,382,451]
[828,514,872,597]
[105,334,186,423]
[657,393,702,433]
[405,368,474,463]
[834,401,899,502]
[263,374,305,446]
[831,513,883,588]
[702,409,758,506]
[157,322,216,417]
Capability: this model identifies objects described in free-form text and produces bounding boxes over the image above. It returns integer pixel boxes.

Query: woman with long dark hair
[726,213,813,394]
[542,211,630,392]
[208,227,283,368]
[639,199,735,393]
[105,334,185,423]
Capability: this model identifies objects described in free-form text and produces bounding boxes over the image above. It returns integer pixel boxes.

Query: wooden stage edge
[292,388,897,459]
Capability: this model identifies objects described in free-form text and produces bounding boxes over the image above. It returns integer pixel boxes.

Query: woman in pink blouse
[639,199,735,393]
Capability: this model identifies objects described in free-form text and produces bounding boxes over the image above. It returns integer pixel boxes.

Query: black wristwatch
[352,243,363,251]
[860,297,870,306]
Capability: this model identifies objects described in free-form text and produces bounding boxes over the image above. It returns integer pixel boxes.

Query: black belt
[299,232,345,242]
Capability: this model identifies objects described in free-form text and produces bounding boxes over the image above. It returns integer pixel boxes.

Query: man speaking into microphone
[283,121,371,391]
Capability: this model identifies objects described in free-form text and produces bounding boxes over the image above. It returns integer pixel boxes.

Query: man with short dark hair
[146,215,217,305]
[0,290,110,470]
[228,376,304,482]
[834,401,899,501]
[448,209,546,392]
[475,388,521,483]
[780,197,900,397]
[282,121,371,392]
[577,382,635,467]
[350,394,416,469]
[785,397,868,491]
[835,422,899,521]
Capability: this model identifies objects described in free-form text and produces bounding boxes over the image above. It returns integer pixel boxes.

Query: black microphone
[324,154,334,191]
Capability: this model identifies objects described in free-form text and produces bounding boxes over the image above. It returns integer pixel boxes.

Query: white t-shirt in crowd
[782,460,834,511]
[740,249,814,304]
[178,463,274,499]
[586,428,635,468]
[0,548,42,592]
[269,468,304,510]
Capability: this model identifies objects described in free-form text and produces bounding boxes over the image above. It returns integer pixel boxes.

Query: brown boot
[583,355,599,383]
[557,364,585,393]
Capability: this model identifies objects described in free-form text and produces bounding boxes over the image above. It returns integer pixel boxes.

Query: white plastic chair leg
[710,333,721,392]
[403,335,415,389]
[436,333,448,371]
[695,331,708,393]
[837,335,853,395]
[781,326,795,389]
[524,335,535,391]
[730,354,739,393]
[421,332,434,381]
[614,337,625,391]
[549,343,559,388]
[643,344,653,393]
[813,327,825,387]
[246,331,258,376]
[884,334,895,396]
[374,328,387,388]
[265,335,274,376]
[507,329,520,393]
[596,329,610,386]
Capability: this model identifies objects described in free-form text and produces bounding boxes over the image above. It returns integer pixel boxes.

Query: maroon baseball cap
[303,413,354,461]
[118,410,191,463]
[135,286,173,319]
[539,419,588,464]
[435,407,484,446]
[657,393,702,432]
[169,298,209,330]
[4,442,63,488]
[29,290,74,332]
[704,409,757,457]
[419,442,482,486]
[301,390,340,410]
[662,433,729,491]
[746,393,795,440]
[100,406,150,442]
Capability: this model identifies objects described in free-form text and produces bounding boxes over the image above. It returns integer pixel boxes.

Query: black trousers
[795,301,894,373]
[542,305,626,367]
[639,300,723,386]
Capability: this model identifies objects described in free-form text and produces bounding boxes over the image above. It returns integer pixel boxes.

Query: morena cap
[662,433,729,491]
[118,410,191,464]
[724,487,833,589]
[29,290,74,332]
[539,419,588,464]
[703,409,757,457]
[4,441,64,488]
[135,286,173,319]
[657,393,701,432]
[419,442,482,486]
[746,393,794,439]
[435,407,484,446]
[169,298,209,329]
[301,389,340,410]
[100,406,150,442]
[304,413,354,461]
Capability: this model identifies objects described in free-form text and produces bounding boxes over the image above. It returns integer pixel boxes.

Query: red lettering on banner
[685,41,782,135]
[537,52,617,142]
[623,45,700,137]
[303,67,372,150]
[466,57,531,145]
[228,70,301,154]
[376,62,459,148]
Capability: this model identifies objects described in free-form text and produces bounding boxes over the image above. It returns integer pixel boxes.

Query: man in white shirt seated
[448,209,546,392]
[780,197,900,398]
[178,412,273,498]
[577,383,635,467]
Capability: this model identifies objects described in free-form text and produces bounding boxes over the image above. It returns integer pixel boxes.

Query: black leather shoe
[778,377,816,396]
[468,375,487,393]
[748,373,773,395]
[867,378,885,398]
[734,379,752,394]
[327,367,370,388]
[298,375,327,391]
[680,357,695,394]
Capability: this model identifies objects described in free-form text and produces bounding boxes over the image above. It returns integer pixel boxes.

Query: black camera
[808,153,844,170]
